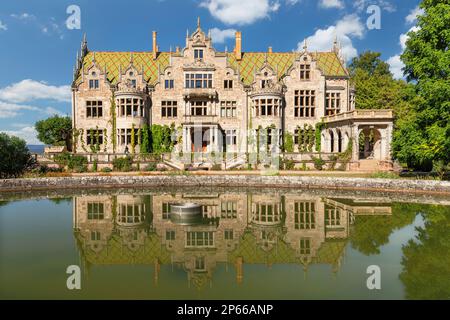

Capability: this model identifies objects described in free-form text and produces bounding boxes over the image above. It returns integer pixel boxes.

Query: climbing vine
[283,132,294,153]
[296,124,315,152]
[141,125,150,154]
[315,122,326,152]
[103,128,108,152]
[131,123,136,154]
[109,94,117,153]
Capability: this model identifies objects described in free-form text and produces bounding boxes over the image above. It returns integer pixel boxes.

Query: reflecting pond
[0,188,449,300]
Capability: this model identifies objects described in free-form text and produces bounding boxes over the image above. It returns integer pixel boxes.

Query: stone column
[352,125,359,161]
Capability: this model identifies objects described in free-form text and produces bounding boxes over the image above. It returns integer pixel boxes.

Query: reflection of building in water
[73,193,392,288]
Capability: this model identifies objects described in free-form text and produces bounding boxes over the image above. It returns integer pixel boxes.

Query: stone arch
[337,129,343,153]
[359,127,382,160]
[329,130,335,153]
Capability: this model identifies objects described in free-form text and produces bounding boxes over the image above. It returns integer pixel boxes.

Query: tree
[400,205,450,299]
[0,133,36,178]
[35,115,72,150]
[396,0,450,170]
[349,51,411,111]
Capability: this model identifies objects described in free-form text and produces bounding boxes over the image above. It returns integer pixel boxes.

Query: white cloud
[210,27,236,43]
[10,13,36,21]
[0,101,40,118]
[0,101,63,119]
[319,0,344,9]
[0,20,7,31]
[353,0,396,13]
[387,55,404,79]
[2,126,40,145]
[406,5,424,24]
[286,0,300,4]
[200,0,280,25]
[298,14,364,61]
[0,80,71,103]
[400,26,419,50]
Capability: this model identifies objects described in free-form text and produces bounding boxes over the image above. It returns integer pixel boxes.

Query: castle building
[71,19,394,170]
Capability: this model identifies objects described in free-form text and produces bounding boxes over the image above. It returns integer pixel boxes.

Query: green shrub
[211,164,222,171]
[53,152,72,168]
[101,167,113,173]
[0,133,36,178]
[312,156,325,171]
[68,155,88,173]
[113,156,133,172]
[92,159,98,172]
[144,162,158,172]
[282,158,295,170]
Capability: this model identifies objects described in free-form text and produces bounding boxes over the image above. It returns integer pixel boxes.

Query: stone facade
[73,191,395,286]
[71,19,394,170]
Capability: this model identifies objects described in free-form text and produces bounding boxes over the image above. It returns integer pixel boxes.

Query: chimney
[268,46,272,54]
[152,31,158,60]
[235,31,242,61]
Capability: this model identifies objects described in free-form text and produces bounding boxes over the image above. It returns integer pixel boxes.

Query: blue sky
[0,0,422,144]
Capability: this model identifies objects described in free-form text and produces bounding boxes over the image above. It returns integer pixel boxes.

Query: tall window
[86,101,103,118]
[117,98,144,117]
[161,101,177,118]
[253,203,281,223]
[194,49,204,60]
[118,128,139,146]
[224,229,234,240]
[220,101,236,118]
[89,79,99,89]
[191,101,207,116]
[300,64,311,80]
[86,129,104,146]
[294,202,316,230]
[185,73,212,89]
[91,231,101,241]
[300,238,311,254]
[87,203,104,220]
[225,129,237,146]
[186,232,214,248]
[162,203,170,220]
[166,230,175,241]
[165,79,174,89]
[224,80,233,90]
[326,92,341,115]
[221,201,237,218]
[294,90,315,117]
[253,98,280,117]
[325,206,341,227]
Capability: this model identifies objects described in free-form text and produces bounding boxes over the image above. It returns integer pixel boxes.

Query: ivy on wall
[131,123,136,154]
[315,122,326,152]
[109,94,117,153]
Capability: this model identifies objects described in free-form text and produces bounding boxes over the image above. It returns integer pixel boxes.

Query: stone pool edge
[1,175,450,195]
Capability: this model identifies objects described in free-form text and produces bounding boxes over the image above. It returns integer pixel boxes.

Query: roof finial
[303,38,308,52]
[197,16,201,29]
[129,52,133,64]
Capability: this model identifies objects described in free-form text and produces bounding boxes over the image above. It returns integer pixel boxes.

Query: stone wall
[1,175,449,194]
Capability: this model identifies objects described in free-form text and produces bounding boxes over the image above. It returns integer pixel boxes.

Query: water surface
[0,188,449,300]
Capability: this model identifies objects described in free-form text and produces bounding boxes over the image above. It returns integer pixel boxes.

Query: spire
[303,39,308,52]
[81,33,88,56]
[129,52,133,64]
[197,16,201,29]
[333,35,339,53]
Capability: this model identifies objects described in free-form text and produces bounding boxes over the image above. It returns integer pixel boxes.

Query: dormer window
[224,80,233,90]
[194,49,204,60]
[165,79,174,89]
[300,64,311,80]
[261,80,267,88]
[89,79,99,89]
[130,79,136,88]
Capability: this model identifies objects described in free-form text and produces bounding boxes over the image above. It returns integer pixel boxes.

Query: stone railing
[183,88,217,99]
[322,109,394,123]
[183,114,218,123]
[250,84,283,98]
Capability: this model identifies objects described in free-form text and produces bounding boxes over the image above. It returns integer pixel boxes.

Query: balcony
[183,88,217,99]
[183,114,218,124]
[250,82,284,98]
[322,109,393,123]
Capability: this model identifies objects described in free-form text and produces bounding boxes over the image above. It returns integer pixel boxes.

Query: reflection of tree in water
[48,197,72,205]
[0,201,9,207]
[400,205,450,300]
[349,203,417,255]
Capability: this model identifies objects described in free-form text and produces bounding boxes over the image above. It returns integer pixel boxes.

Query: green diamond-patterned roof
[227,51,348,85]
[77,232,171,265]
[75,50,347,87]
[75,51,170,86]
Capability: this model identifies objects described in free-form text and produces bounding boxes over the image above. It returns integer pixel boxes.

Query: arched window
[330,130,335,153]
